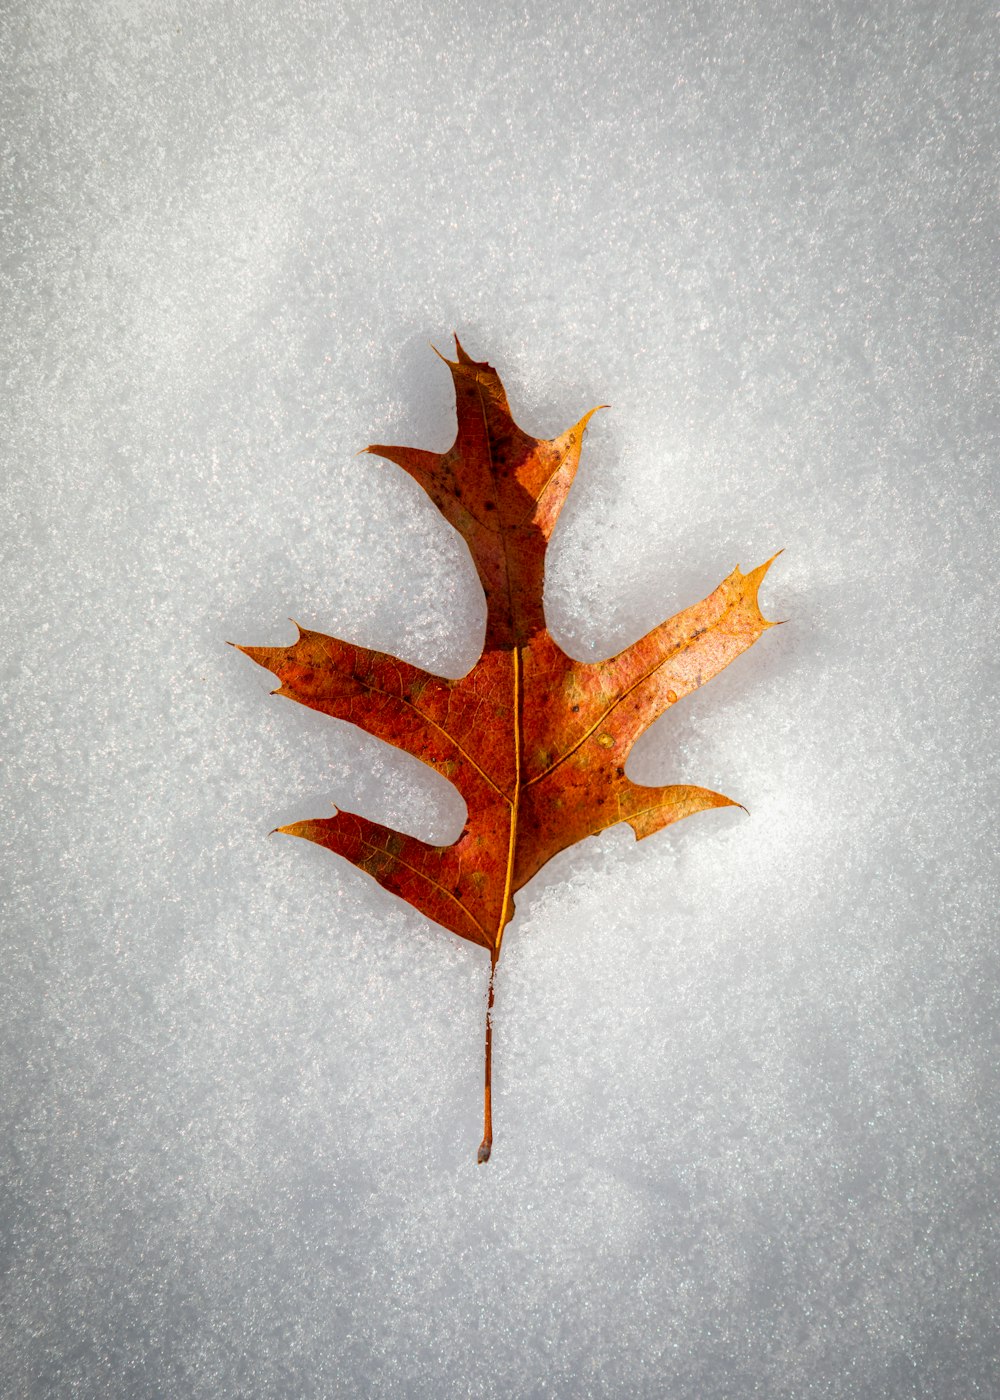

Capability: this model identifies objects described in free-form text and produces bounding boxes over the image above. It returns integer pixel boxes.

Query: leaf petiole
[477,950,498,1163]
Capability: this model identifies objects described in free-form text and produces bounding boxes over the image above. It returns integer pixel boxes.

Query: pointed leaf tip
[577,404,610,432]
[430,341,455,368]
[453,333,478,364]
[738,550,783,625]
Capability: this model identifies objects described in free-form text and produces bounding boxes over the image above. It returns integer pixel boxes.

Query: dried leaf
[234,339,779,1160]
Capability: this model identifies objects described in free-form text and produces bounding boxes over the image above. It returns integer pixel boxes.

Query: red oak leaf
[234,339,779,1160]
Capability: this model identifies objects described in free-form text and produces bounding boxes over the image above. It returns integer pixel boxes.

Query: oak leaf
[234,339,779,1160]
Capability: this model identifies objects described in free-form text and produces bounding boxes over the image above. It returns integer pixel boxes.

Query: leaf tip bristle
[429,340,455,368]
[273,821,306,840]
[576,403,611,434]
[738,549,784,623]
[454,333,482,366]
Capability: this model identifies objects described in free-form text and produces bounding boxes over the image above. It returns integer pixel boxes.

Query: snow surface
[2,1,997,1397]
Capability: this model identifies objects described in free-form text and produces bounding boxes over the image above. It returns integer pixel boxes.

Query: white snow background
[2,2,997,1397]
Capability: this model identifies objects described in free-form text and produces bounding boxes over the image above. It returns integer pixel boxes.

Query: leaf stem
[477,950,498,1163]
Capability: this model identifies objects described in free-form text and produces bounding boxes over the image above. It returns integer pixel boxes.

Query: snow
[2,1,997,1396]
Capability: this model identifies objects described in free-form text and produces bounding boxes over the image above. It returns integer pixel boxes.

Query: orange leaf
[234,339,780,1160]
